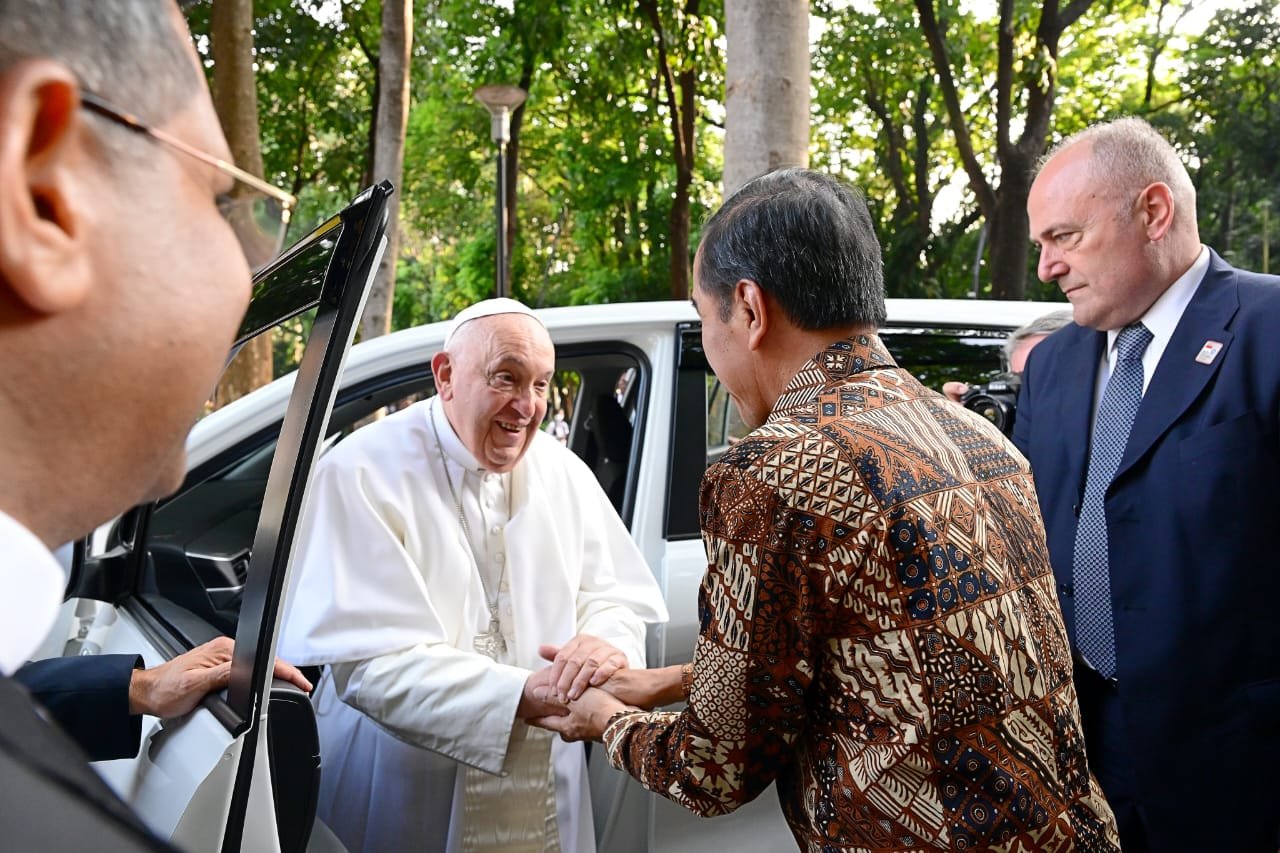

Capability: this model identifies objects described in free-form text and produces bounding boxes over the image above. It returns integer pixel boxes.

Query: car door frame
[61,181,391,853]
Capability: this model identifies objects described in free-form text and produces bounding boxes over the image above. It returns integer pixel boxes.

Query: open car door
[37,182,392,853]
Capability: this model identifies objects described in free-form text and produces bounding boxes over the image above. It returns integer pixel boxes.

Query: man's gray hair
[1039,117,1197,228]
[0,0,201,129]
[1003,309,1073,369]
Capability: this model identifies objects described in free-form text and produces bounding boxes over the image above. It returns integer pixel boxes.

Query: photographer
[942,310,1073,432]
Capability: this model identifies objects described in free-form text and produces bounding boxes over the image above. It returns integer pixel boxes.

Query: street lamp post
[474,84,528,299]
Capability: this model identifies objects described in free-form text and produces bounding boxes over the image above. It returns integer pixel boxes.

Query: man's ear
[0,61,94,315]
[431,351,454,401]
[1137,181,1176,243]
[736,279,769,351]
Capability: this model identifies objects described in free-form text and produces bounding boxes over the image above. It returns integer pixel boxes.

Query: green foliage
[810,0,1222,299]
[188,0,377,240]
[192,0,1278,321]
[812,2,965,297]
[1167,3,1280,272]
[399,0,723,320]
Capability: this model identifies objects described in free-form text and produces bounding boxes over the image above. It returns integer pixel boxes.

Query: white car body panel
[90,611,240,846]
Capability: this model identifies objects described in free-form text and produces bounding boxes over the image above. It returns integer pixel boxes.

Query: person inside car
[941,308,1073,402]
[279,298,667,853]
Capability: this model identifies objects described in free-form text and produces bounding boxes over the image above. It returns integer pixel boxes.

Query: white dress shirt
[1094,245,1210,407]
[0,510,64,675]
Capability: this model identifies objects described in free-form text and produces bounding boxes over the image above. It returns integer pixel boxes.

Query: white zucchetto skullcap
[442,297,545,349]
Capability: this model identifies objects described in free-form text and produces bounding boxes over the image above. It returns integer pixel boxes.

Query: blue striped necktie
[1072,322,1153,680]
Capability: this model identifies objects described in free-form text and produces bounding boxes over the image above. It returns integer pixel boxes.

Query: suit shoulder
[1234,269,1280,308]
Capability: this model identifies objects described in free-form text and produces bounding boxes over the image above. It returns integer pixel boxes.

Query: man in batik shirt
[532,169,1119,852]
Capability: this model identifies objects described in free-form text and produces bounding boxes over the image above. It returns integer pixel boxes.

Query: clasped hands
[518,633,683,743]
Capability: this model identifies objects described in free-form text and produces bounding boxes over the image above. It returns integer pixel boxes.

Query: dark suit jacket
[1013,250,1280,851]
[0,675,175,851]
[15,654,143,761]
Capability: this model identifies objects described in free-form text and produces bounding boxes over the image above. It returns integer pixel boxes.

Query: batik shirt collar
[767,333,898,423]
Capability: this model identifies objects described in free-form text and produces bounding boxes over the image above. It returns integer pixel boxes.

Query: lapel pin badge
[1194,340,1223,365]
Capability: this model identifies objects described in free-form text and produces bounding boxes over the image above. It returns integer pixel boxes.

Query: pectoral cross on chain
[473,616,507,659]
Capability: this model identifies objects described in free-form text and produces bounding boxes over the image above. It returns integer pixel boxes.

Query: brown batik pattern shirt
[603,335,1119,852]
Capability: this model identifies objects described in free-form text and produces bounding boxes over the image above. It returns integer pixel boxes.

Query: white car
[40,200,1061,851]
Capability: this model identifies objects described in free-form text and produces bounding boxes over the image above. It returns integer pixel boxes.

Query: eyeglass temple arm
[79,91,296,209]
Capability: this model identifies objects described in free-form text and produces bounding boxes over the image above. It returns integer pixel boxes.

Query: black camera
[961,372,1021,436]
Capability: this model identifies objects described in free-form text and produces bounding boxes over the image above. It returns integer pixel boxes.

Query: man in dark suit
[1015,116,1280,852]
[0,0,272,848]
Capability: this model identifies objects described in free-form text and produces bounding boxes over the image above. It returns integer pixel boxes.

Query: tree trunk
[723,0,810,198]
[209,0,272,408]
[359,0,413,342]
[914,0,1097,299]
[985,149,1034,299]
[640,0,701,301]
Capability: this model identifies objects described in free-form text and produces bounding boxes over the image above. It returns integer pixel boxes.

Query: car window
[666,322,1014,540]
[705,375,750,465]
[667,324,709,539]
[53,184,390,853]
[137,227,350,637]
[880,327,1008,388]
[75,181,390,670]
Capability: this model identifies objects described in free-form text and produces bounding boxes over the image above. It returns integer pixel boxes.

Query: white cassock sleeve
[280,422,530,773]
[329,646,527,775]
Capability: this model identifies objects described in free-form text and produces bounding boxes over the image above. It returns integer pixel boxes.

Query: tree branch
[638,0,686,170]
[911,79,933,231]
[912,0,997,214]
[861,70,910,203]
[996,0,1015,155]
[1058,0,1096,31]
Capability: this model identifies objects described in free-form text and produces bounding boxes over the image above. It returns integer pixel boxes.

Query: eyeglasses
[79,91,297,273]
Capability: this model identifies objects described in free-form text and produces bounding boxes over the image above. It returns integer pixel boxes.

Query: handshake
[516,633,688,743]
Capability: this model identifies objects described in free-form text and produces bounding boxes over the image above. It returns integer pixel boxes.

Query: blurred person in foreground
[279,298,668,853]
[532,168,1119,852]
[1015,116,1280,852]
[0,0,291,848]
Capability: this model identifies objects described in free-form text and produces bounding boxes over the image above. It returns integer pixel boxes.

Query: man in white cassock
[279,298,668,853]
